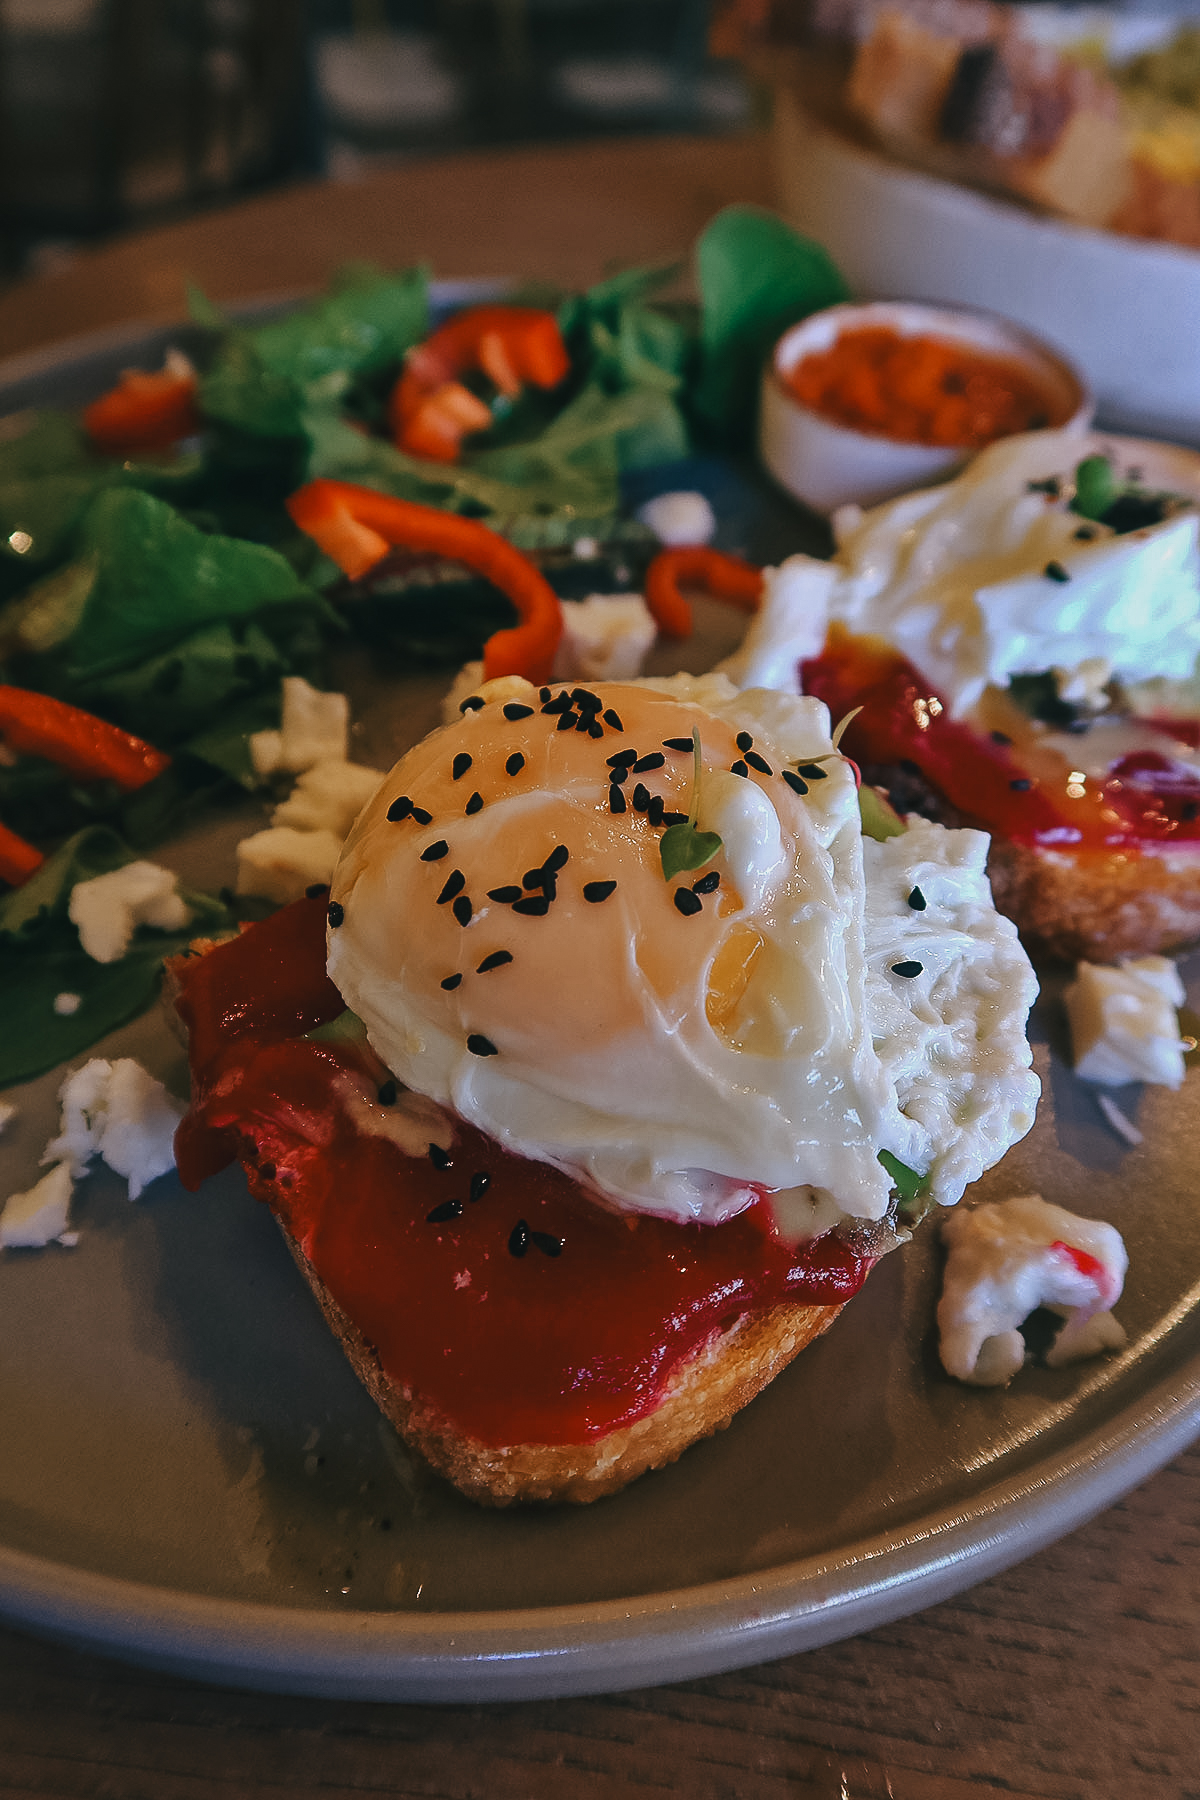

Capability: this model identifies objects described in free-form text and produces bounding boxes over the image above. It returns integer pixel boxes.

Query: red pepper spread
[173,894,872,1448]
[803,627,1200,851]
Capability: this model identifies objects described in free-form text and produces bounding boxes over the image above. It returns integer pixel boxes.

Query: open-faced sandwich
[171,670,1039,1504]
[730,427,1200,962]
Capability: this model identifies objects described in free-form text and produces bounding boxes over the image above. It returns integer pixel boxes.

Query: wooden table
[0,133,1197,1800]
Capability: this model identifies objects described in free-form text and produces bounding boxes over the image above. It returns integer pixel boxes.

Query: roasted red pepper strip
[389,306,570,464]
[644,547,765,637]
[83,363,200,454]
[0,687,170,789]
[0,820,44,886]
[286,478,563,684]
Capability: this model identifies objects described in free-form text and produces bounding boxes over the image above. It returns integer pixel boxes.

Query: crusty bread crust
[279,1219,845,1506]
[986,839,1200,964]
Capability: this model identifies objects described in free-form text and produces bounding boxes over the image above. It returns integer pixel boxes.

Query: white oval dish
[760,298,1091,513]
[772,89,1200,446]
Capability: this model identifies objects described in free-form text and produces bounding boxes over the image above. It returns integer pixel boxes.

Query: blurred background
[0,0,755,281]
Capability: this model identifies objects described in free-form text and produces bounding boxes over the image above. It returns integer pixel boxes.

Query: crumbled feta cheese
[636,490,717,546]
[248,677,349,777]
[43,1057,185,1200]
[0,1162,74,1249]
[235,825,343,906]
[270,759,382,837]
[1065,955,1187,1088]
[717,558,836,695]
[938,1194,1127,1386]
[53,993,81,1015]
[68,860,191,964]
[551,595,657,683]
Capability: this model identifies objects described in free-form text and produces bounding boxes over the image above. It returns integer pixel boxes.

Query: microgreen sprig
[660,727,722,883]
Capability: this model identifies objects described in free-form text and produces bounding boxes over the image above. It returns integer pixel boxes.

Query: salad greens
[0,207,847,1084]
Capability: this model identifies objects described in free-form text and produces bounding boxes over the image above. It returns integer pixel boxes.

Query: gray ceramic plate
[0,319,1197,1703]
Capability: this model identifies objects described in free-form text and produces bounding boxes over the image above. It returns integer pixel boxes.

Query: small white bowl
[760,299,1093,514]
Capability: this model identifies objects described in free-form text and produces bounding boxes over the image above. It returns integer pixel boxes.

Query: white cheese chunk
[68,861,191,964]
[636,490,716,546]
[235,825,344,907]
[43,1057,185,1200]
[551,594,657,683]
[249,676,349,777]
[939,1193,1127,1385]
[0,1162,74,1249]
[1065,955,1187,1088]
[271,759,383,838]
[717,556,835,696]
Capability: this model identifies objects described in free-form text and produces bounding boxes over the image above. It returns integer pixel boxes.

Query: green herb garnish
[660,727,722,882]
[859,784,906,842]
[305,1008,369,1046]
[1070,453,1118,522]
[878,1148,936,1224]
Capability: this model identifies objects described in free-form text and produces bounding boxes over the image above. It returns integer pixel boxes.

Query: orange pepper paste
[784,326,1054,449]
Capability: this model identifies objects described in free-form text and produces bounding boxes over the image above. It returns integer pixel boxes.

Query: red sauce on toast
[173,895,872,1447]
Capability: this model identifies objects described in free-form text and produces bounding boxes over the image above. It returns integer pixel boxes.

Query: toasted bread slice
[282,1221,845,1505]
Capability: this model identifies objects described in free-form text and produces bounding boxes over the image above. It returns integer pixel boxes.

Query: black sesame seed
[377,1080,397,1105]
[647,795,665,827]
[610,764,629,785]
[452,752,472,781]
[327,901,344,927]
[522,867,544,889]
[1044,561,1070,583]
[588,719,604,738]
[469,1171,490,1202]
[609,785,626,814]
[572,689,602,712]
[305,883,329,899]
[674,888,703,916]
[607,749,638,768]
[532,1230,563,1257]
[477,950,513,972]
[468,1033,498,1056]
[1009,777,1033,792]
[441,973,463,990]
[782,769,809,796]
[387,795,414,821]
[891,960,924,978]
[660,811,689,826]
[506,752,525,776]
[557,710,579,731]
[602,708,624,731]
[539,687,551,702]
[421,839,450,862]
[544,845,570,873]
[541,691,572,714]
[584,880,617,903]
[1074,526,1097,541]
[632,783,651,812]
[693,871,720,894]
[746,751,772,775]
[513,895,550,916]
[736,731,754,753]
[437,870,466,905]
[429,1143,453,1171]
[907,887,927,911]
[453,895,473,926]
[426,1199,463,1223]
[410,806,432,825]
[991,731,1012,747]
[730,761,748,779]
[508,1219,530,1257]
[503,702,534,720]
[796,763,827,780]
[465,792,484,815]
[488,885,523,904]
[633,752,665,773]
[459,696,484,713]
[575,713,593,733]
[662,736,695,752]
